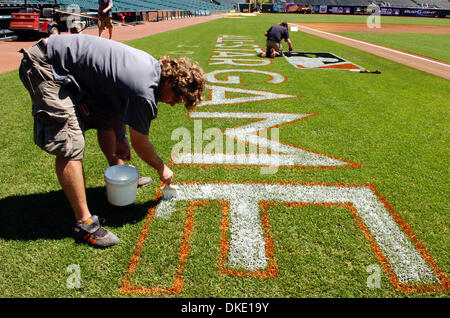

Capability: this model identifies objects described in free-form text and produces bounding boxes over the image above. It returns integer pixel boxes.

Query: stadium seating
[425,0,450,8]
[211,0,238,10]
[54,0,231,13]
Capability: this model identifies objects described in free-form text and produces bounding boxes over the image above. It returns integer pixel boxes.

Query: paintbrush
[161,184,178,200]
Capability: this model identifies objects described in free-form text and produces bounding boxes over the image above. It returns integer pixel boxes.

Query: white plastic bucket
[104,165,139,206]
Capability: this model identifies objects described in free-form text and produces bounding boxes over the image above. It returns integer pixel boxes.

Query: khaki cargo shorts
[19,39,110,160]
[266,40,283,54]
[98,15,113,30]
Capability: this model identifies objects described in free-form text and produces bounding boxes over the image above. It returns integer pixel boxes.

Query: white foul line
[295,24,450,68]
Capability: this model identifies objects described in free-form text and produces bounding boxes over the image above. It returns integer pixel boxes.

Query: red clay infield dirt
[295,22,450,34]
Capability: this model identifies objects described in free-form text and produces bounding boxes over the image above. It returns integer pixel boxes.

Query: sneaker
[73,215,119,248]
[137,176,152,188]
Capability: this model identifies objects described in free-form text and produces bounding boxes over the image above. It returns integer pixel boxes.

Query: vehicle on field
[9,0,89,39]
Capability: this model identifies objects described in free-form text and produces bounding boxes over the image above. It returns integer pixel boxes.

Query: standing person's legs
[106,17,113,40]
[81,105,123,166]
[98,17,105,37]
[97,129,123,166]
[107,24,113,40]
[55,157,119,248]
[55,158,91,223]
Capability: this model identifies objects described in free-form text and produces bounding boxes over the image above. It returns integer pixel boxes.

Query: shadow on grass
[0,186,160,241]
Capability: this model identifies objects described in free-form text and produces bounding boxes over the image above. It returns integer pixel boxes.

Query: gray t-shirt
[47,34,160,135]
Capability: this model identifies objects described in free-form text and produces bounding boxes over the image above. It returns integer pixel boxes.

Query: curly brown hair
[158,56,206,110]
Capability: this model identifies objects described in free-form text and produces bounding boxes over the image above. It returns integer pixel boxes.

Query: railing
[142,10,200,22]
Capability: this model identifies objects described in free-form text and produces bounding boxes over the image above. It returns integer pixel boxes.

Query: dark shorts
[19,39,111,160]
[98,15,113,30]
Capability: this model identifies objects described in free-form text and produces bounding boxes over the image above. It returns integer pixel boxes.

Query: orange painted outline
[217,37,255,43]
[206,69,287,85]
[208,57,273,66]
[120,189,278,295]
[209,35,272,66]
[200,85,300,109]
[121,181,449,295]
[218,200,279,278]
[169,111,361,170]
[214,35,259,48]
[318,63,361,70]
[214,43,260,48]
[210,51,259,59]
[120,196,198,295]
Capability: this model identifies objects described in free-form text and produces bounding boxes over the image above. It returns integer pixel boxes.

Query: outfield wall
[323,5,450,18]
[243,3,450,18]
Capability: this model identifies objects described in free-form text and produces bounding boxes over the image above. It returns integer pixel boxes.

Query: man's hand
[158,164,173,186]
[115,138,131,161]
[129,127,174,185]
[287,38,293,52]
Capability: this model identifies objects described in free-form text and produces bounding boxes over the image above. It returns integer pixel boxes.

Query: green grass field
[0,14,449,298]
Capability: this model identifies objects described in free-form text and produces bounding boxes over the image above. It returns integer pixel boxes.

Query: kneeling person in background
[261,22,293,58]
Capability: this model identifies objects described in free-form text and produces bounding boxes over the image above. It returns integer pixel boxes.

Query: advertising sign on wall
[402,8,440,18]
[273,1,308,13]
[380,7,401,16]
[253,3,449,18]
[328,6,353,14]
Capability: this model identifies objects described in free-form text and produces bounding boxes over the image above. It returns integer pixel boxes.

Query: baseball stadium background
[0,0,449,300]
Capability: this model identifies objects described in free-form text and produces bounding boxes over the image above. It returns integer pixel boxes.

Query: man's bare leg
[56,156,120,247]
[97,129,123,166]
[55,157,91,224]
